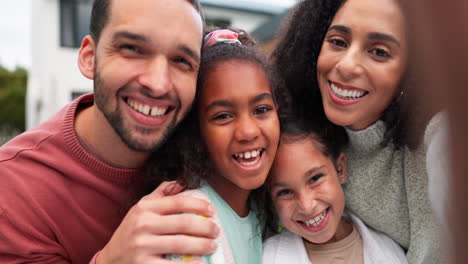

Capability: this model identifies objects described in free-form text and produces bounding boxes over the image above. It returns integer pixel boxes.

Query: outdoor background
[0,0,296,145]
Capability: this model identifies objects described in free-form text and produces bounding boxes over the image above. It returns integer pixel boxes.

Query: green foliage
[0,65,27,135]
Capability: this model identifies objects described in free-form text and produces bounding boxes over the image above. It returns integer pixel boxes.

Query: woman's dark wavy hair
[271,0,437,149]
[145,28,290,229]
[263,116,349,235]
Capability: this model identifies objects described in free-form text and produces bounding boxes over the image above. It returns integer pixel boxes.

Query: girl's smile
[199,59,280,215]
[269,137,350,244]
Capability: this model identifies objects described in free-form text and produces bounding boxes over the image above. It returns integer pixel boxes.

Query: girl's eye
[276,189,292,198]
[213,113,232,121]
[369,48,391,59]
[254,105,272,115]
[327,38,348,48]
[309,174,324,184]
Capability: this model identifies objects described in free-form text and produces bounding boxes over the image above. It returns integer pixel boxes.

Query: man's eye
[174,57,193,70]
[120,44,140,53]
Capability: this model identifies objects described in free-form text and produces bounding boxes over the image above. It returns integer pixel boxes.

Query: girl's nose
[234,115,260,142]
[296,191,315,213]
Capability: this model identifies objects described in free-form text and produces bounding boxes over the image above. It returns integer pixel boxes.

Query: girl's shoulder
[263,230,310,264]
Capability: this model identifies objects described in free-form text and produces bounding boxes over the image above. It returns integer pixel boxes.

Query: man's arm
[95,181,219,264]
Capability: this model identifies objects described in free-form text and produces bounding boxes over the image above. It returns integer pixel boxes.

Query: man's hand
[96,181,219,263]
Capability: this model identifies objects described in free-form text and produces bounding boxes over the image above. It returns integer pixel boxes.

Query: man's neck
[75,105,149,169]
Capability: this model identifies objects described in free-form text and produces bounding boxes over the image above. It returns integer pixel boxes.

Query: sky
[0,0,296,71]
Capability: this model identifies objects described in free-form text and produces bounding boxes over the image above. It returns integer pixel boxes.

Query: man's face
[90,0,203,152]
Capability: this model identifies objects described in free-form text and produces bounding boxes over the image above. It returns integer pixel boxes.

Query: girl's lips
[232,149,265,171]
[328,81,367,106]
[298,208,330,233]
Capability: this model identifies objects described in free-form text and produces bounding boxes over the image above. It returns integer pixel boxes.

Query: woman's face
[317,0,407,130]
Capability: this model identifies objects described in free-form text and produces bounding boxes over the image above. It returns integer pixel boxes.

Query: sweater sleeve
[0,208,71,263]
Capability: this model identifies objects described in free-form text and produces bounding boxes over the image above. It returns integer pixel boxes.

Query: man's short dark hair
[90,0,202,43]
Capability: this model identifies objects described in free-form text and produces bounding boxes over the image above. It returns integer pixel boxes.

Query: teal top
[199,182,262,264]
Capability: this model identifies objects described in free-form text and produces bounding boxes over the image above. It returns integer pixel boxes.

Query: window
[205,18,232,29]
[60,0,92,48]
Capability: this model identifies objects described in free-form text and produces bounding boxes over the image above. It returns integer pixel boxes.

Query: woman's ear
[336,152,347,184]
[78,35,96,80]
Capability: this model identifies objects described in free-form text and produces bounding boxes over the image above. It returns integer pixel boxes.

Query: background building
[27,0,292,129]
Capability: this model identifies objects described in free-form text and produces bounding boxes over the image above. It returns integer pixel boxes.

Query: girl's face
[198,60,280,202]
[269,138,349,244]
[317,0,407,130]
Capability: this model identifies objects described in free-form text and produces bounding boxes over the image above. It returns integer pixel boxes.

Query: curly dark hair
[263,117,349,235]
[90,0,203,43]
[145,28,290,229]
[271,0,437,149]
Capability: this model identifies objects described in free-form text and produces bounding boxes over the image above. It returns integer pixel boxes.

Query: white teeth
[127,98,168,117]
[304,209,327,227]
[142,105,150,115]
[331,83,366,99]
[234,149,262,160]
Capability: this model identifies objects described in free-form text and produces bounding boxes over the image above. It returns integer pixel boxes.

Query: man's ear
[78,35,96,80]
[336,152,347,184]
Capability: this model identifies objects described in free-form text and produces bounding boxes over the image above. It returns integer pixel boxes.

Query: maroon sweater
[0,94,143,263]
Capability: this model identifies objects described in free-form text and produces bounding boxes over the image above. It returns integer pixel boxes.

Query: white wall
[27,0,92,129]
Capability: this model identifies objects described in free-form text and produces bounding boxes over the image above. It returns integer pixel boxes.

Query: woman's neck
[205,175,251,217]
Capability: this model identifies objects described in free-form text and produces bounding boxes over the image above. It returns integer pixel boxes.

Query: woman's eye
[370,48,391,59]
[327,38,348,48]
[309,174,324,184]
[254,105,272,115]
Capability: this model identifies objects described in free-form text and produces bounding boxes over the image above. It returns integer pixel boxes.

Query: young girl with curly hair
[147,28,287,263]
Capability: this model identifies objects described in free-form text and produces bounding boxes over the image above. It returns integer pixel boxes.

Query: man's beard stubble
[93,71,187,153]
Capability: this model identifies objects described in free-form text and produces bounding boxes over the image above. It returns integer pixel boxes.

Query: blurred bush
[0,65,27,145]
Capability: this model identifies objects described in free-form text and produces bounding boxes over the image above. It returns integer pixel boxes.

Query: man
[0,0,219,263]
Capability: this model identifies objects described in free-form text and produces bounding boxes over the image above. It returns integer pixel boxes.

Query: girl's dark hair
[264,117,348,235]
[271,0,437,150]
[145,28,289,229]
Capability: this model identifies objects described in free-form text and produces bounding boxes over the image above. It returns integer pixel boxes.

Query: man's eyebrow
[112,31,149,42]
[249,93,273,105]
[328,25,351,34]
[204,100,234,113]
[177,44,200,63]
[368,32,400,47]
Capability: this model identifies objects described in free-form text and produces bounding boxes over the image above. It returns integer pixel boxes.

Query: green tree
[0,65,27,135]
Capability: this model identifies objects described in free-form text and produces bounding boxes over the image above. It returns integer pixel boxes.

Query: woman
[271,0,445,263]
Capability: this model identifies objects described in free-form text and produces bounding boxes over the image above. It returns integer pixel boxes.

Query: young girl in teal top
[147,28,286,263]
